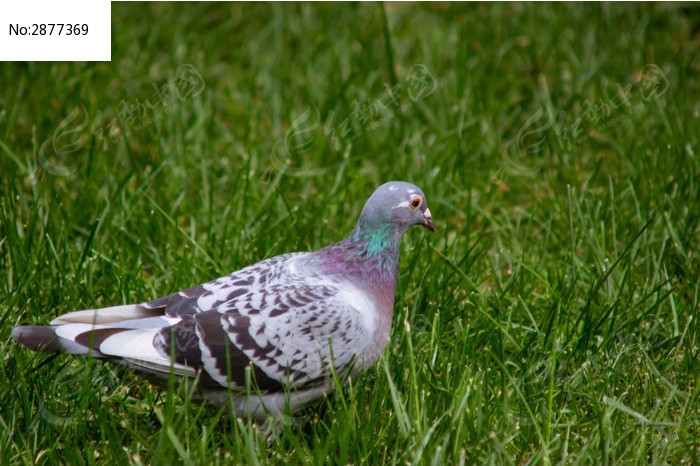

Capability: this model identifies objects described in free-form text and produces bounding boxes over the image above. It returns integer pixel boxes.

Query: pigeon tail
[11,325,99,356]
[12,304,177,358]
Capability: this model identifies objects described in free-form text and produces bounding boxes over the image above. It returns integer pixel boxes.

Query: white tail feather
[98,329,194,375]
[50,304,160,325]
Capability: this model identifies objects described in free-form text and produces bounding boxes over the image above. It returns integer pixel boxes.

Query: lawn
[0,2,698,464]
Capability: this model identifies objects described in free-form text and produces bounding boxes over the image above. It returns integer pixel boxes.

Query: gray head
[356,181,434,235]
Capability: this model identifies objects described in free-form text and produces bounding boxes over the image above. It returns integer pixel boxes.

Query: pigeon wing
[151,254,378,391]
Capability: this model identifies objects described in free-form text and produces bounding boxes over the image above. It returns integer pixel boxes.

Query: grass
[0,2,698,464]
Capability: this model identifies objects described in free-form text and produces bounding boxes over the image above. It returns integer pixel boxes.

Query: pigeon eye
[409,195,423,211]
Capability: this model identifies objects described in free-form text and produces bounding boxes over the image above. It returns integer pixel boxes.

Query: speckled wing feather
[148,252,378,392]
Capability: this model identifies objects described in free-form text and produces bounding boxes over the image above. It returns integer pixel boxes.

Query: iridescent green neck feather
[351,224,399,256]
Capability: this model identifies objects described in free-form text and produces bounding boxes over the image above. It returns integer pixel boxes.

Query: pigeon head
[360,181,434,232]
[351,181,434,254]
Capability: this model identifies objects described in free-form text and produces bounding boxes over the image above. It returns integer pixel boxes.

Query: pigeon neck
[351,221,402,258]
[338,220,403,278]
[315,219,404,288]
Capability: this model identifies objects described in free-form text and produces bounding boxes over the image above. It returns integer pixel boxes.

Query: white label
[0,0,110,61]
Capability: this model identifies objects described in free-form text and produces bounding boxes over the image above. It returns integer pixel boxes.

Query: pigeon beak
[422,208,435,232]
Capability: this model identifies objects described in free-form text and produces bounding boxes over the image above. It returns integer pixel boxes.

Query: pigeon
[12,181,434,420]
